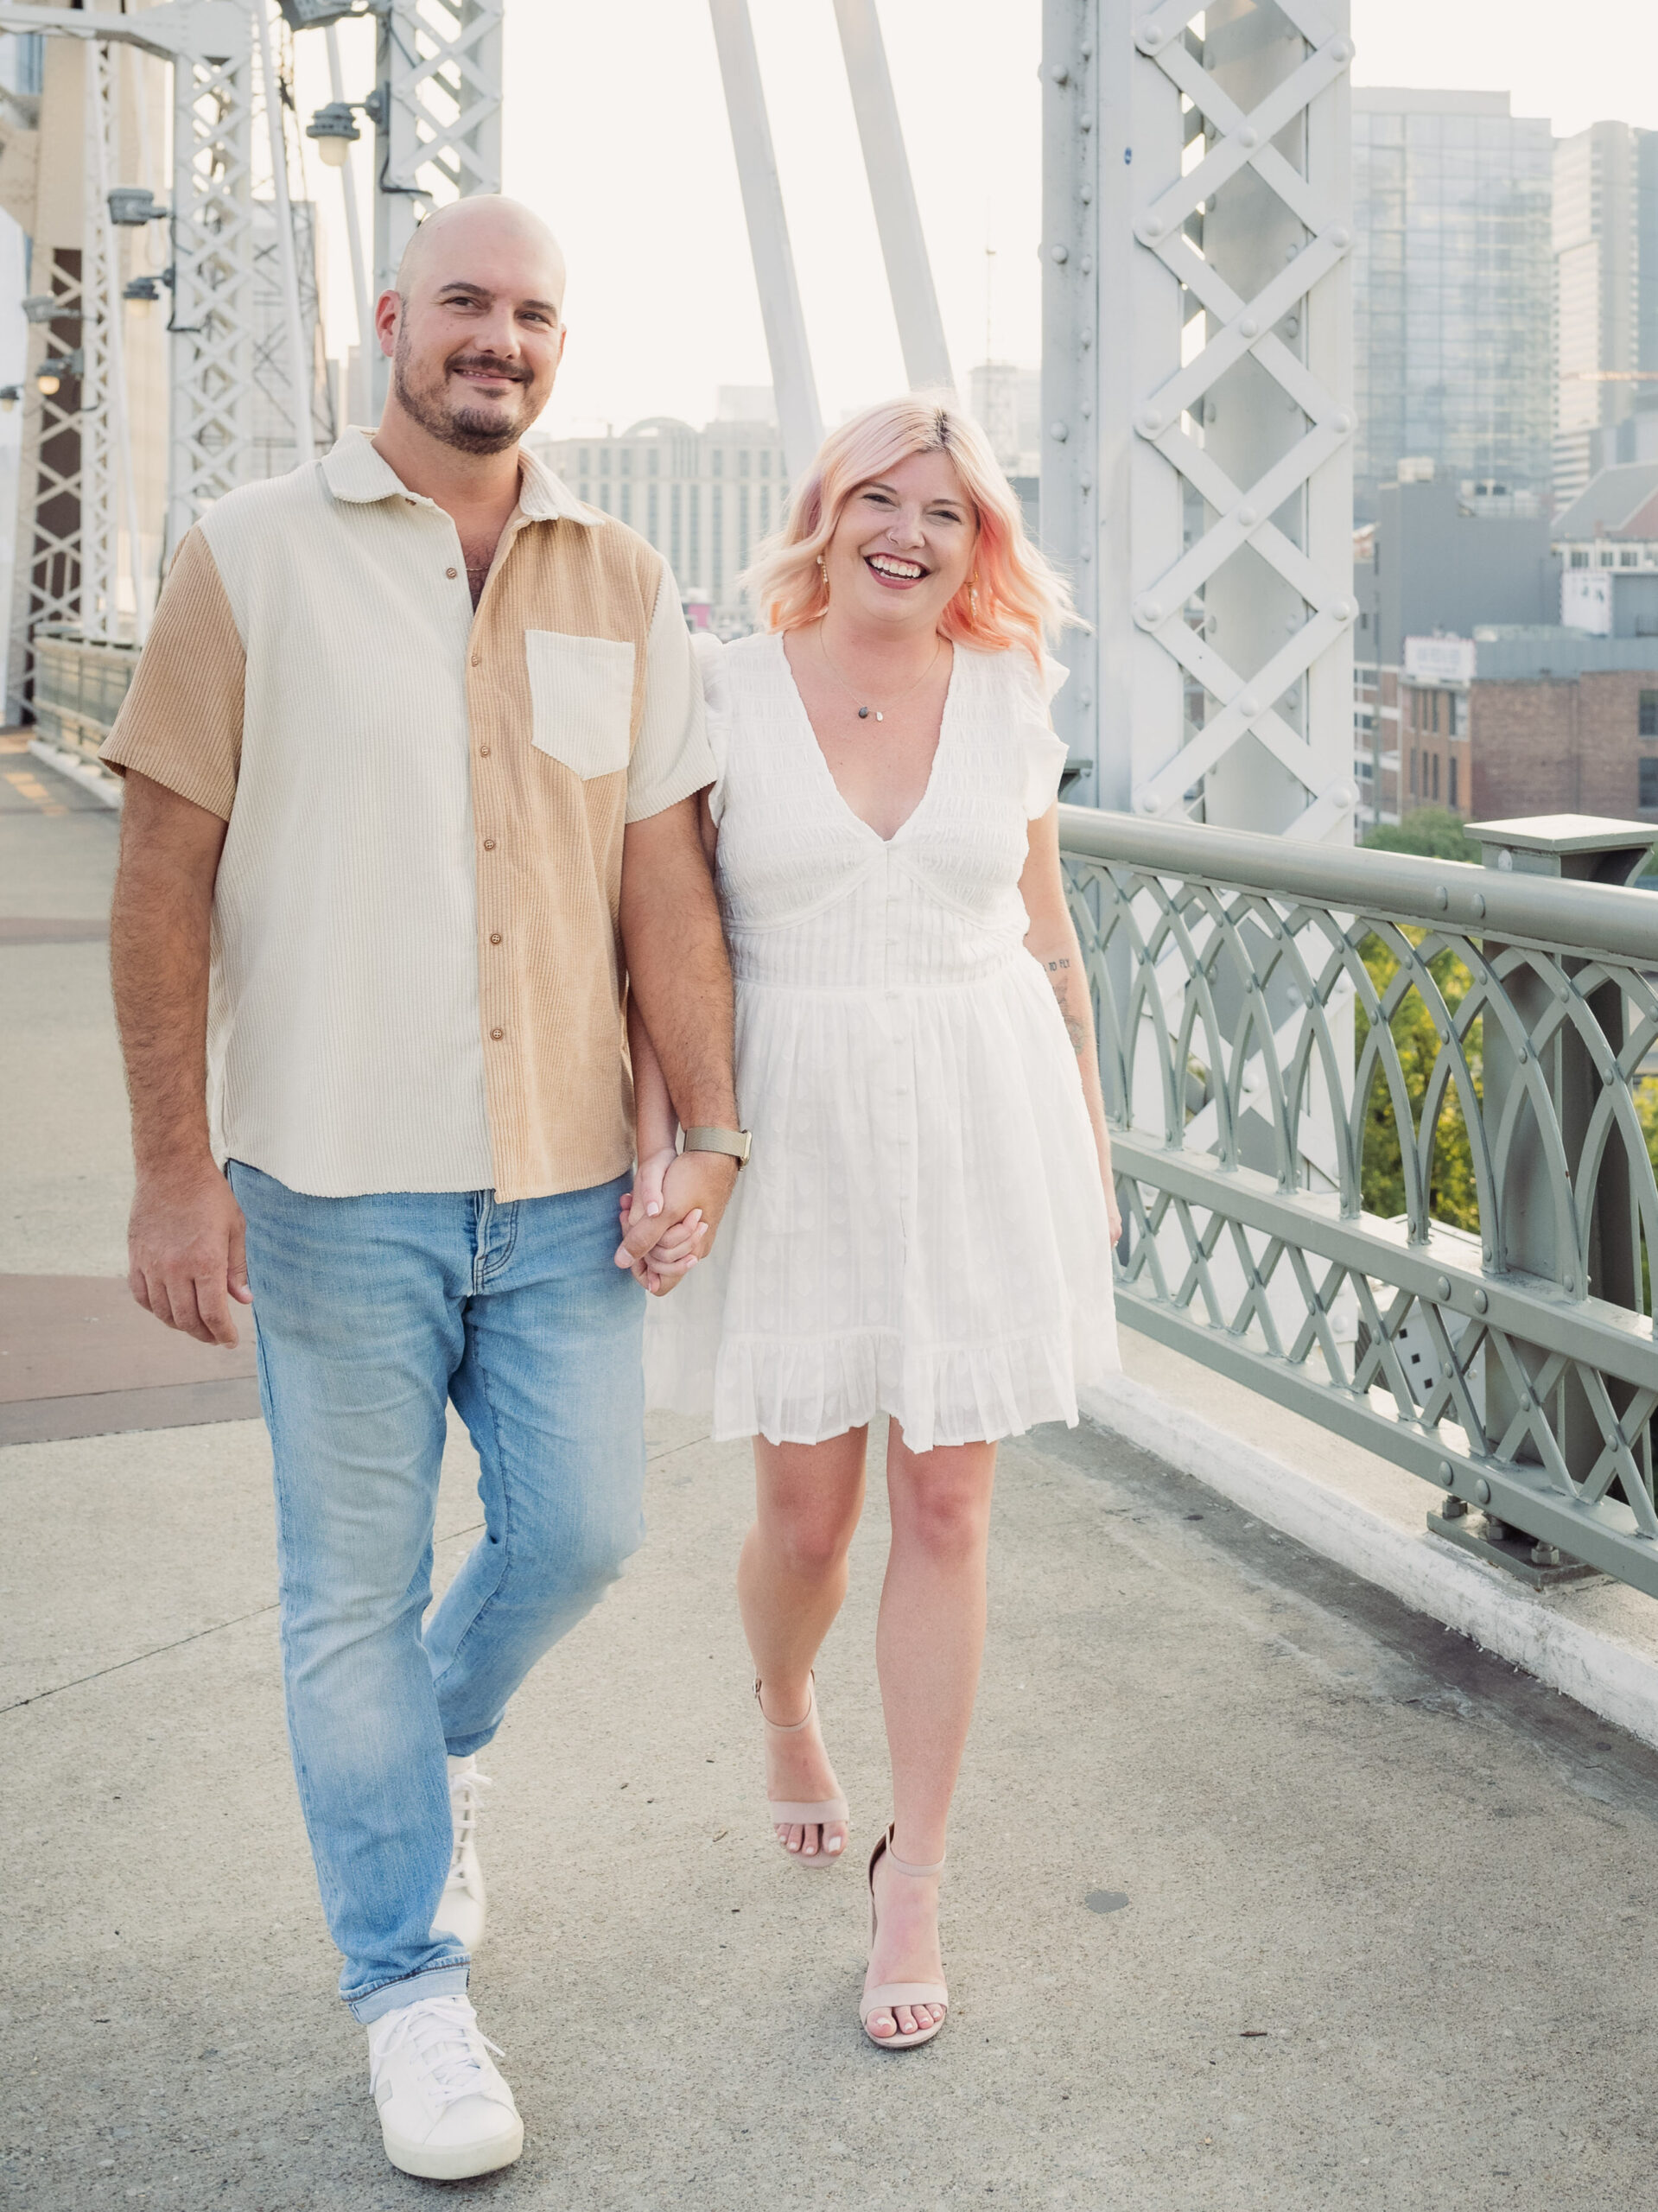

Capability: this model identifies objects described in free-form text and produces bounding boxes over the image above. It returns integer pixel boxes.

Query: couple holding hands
[104,195,1119,2180]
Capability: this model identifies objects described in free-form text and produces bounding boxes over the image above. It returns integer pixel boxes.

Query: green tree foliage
[1355,929,1481,1230]
[1362,807,1483,865]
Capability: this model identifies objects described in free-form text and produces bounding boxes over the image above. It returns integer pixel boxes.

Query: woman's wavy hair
[743,395,1080,667]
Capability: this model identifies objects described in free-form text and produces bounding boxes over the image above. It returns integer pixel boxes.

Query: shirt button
[490,1027,505,1041]
[471,651,482,666]
[482,837,496,850]
[479,743,492,756]
[489,931,502,945]
[446,566,458,580]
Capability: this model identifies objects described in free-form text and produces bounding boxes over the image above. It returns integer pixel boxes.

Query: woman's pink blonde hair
[743,396,1078,667]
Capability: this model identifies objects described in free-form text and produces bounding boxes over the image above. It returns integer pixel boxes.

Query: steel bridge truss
[1042,0,1355,840]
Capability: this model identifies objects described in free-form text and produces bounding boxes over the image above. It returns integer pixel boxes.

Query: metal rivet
[1473,1289,1488,1313]
[1134,789,1159,815]
[1048,60,1070,84]
[1333,597,1356,621]
[1472,893,1486,918]
[1564,1274,1577,1294]
[1238,693,1260,717]
[1330,35,1354,63]
[1437,1460,1453,1487]
[1237,504,1258,527]
[1475,1478,1491,1505]
[1238,125,1259,150]
[1496,849,1513,871]
[1239,315,1259,340]
[1433,886,1448,910]
[1517,1046,1529,1065]
[1050,420,1070,442]
[1138,408,1163,435]
[1330,226,1350,249]
[1434,1274,1452,1300]
[1139,217,1165,243]
[1332,410,1356,435]
[1135,599,1164,627]
[1050,243,1070,264]
[1604,1062,1617,1085]
[1522,1393,1536,1413]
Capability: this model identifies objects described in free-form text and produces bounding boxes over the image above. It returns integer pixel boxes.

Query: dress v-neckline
[773,628,961,848]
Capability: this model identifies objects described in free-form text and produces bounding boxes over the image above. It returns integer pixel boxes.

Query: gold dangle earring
[816,550,829,605]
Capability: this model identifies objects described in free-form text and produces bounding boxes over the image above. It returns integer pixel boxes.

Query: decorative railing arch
[1061,806,1658,1595]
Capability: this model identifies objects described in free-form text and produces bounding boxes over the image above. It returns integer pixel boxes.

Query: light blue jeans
[228,1162,646,2022]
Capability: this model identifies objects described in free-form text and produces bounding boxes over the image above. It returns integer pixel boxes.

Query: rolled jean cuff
[348,1961,471,2025]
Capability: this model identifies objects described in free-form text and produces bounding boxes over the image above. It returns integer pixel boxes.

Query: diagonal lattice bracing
[1062,805,1658,1598]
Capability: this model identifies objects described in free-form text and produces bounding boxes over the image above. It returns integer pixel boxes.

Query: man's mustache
[445,354,531,385]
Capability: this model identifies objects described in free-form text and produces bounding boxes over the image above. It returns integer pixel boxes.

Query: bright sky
[295,1,1658,441]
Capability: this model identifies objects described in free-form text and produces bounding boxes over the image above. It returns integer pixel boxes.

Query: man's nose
[472,306,523,357]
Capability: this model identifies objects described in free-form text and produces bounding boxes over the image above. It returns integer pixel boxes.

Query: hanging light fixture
[306,99,361,168]
[107,186,168,227]
[0,385,21,412]
[124,276,162,315]
[36,372,60,397]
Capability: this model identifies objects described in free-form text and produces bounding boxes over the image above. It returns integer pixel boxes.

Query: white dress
[645,628,1121,1452]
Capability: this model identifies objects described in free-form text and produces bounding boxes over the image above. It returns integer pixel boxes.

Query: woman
[623,397,1121,2050]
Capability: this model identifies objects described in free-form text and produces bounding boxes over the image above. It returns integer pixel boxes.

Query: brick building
[1470,669,1658,821]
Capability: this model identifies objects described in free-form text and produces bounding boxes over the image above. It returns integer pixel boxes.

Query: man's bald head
[376,194,568,456]
[394,195,567,318]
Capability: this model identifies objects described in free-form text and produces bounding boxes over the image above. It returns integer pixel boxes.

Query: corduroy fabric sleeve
[99,527,245,821]
[625,556,718,823]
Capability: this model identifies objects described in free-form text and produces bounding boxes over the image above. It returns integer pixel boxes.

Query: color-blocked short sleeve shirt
[101,429,716,1200]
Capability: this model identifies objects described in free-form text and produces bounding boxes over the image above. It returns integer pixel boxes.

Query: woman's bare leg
[737,1428,867,1859]
[866,1425,998,2039]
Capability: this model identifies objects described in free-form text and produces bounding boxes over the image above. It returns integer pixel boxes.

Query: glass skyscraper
[1353,89,1553,520]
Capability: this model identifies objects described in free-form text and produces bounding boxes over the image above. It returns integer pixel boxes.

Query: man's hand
[615,1148,738,1281]
[129,1160,253,1347]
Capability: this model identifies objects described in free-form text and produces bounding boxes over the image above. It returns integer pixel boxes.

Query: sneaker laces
[373,1996,505,2106]
[448,1766,492,1877]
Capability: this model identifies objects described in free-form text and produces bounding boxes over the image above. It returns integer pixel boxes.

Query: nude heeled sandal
[860,1822,949,2050]
[754,1675,849,1867]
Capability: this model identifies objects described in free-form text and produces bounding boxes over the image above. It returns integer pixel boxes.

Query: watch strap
[683,1125,753,1167]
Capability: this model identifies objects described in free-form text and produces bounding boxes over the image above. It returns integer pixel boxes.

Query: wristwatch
[683,1125,753,1168]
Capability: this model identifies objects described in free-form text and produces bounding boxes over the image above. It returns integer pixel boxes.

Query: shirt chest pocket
[524,629,636,779]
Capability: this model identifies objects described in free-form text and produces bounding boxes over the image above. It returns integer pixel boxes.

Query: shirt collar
[321,426,598,525]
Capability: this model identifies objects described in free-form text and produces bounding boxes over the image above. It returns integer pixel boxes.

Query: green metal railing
[1059,804,1658,1598]
[29,629,138,765]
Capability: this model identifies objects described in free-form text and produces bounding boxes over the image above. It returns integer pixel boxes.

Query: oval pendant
[858,705,869,719]
[874,710,884,721]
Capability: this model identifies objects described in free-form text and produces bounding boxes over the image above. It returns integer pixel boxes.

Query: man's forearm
[111,775,226,1174]
[621,801,739,1129]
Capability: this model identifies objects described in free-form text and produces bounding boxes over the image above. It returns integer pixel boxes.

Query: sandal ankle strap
[753,1672,816,1732]
[878,1821,945,1879]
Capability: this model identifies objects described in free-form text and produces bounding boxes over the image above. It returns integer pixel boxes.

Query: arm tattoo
[1045,955,1089,1057]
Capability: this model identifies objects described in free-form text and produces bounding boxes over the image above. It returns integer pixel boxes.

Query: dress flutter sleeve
[692,631,731,824]
[1020,652,1070,818]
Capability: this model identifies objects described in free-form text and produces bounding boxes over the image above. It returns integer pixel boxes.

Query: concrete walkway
[6,747,1658,2211]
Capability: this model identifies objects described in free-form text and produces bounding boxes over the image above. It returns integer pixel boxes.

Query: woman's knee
[890,1460,994,1563]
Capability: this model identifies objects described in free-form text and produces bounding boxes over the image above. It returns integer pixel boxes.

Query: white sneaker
[432,1756,490,1952]
[366,1992,523,2179]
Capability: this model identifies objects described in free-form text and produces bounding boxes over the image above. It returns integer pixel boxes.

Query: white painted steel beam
[830,0,953,397]
[1042,0,1356,837]
[708,0,823,488]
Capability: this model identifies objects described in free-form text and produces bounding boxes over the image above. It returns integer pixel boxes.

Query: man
[101,197,740,2182]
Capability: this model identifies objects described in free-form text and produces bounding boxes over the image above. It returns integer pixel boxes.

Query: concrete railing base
[1080,1374,1658,1755]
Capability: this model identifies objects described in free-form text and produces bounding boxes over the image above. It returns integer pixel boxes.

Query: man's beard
[392,328,536,454]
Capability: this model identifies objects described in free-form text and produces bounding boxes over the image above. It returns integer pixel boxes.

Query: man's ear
[374,287,402,362]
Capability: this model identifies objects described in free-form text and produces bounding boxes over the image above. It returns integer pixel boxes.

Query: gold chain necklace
[816,624,942,723]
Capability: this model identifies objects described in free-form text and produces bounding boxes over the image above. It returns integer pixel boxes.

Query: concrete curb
[1080,1374,1658,1753]
[28,736,122,808]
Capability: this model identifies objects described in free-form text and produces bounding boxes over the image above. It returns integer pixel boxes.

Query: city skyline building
[1552,119,1658,510]
[532,397,790,632]
[1352,87,1553,520]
